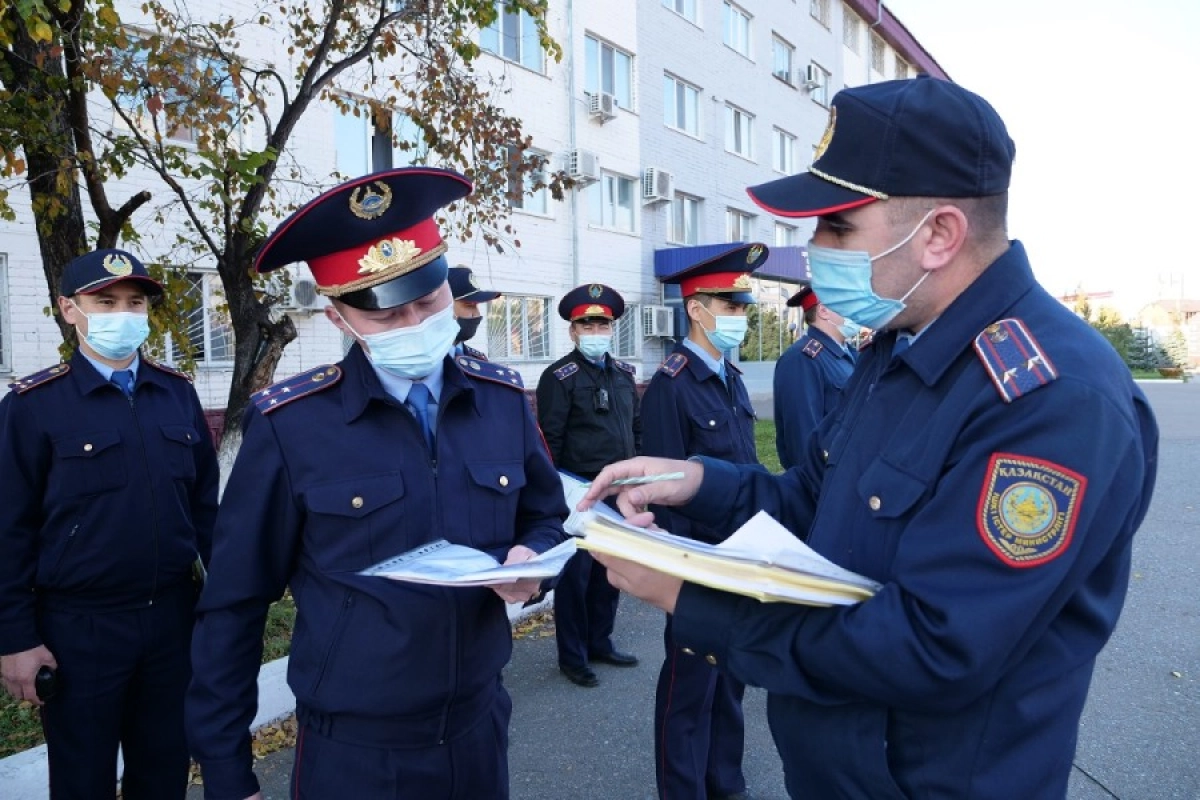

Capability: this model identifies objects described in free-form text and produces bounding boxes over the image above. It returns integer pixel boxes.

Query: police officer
[642,244,767,800]
[583,76,1158,799]
[185,168,568,800]
[536,284,641,688]
[448,265,500,359]
[0,249,219,799]
[773,284,858,470]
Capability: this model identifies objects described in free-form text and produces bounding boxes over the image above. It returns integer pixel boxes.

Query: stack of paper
[360,538,577,586]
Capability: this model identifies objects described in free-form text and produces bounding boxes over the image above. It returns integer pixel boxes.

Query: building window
[662,0,698,24]
[487,295,552,361]
[584,35,634,110]
[480,3,544,72]
[612,307,640,359]
[773,127,796,174]
[870,33,886,74]
[772,35,794,84]
[726,208,755,242]
[588,171,637,232]
[0,254,8,372]
[810,0,831,27]
[333,101,427,176]
[894,54,909,79]
[507,148,549,215]
[664,74,701,136]
[724,104,754,159]
[172,272,234,366]
[775,222,797,246]
[808,62,831,107]
[670,193,702,245]
[842,9,861,53]
[723,2,751,57]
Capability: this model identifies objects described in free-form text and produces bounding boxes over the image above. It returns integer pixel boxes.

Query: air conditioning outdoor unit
[589,91,618,122]
[281,271,324,313]
[566,148,601,185]
[642,305,674,337]
[802,64,822,90]
[642,167,675,204]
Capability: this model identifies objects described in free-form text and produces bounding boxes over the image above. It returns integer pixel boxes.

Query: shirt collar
[341,344,469,423]
[682,337,723,378]
[80,350,140,382]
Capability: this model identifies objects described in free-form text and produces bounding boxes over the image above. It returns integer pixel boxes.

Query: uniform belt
[36,578,197,614]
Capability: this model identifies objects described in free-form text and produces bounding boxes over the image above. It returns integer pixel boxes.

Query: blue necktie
[407,382,435,451]
[110,369,134,397]
[892,336,911,360]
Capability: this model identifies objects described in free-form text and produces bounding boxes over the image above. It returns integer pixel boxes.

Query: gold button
[499,475,509,487]
[681,647,695,656]
[351,496,364,509]
[84,443,93,452]
[869,496,881,511]
[705,654,718,665]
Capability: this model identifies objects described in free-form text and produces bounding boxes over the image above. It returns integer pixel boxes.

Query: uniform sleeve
[534,368,570,466]
[187,390,221,566]
[515,390,569,554]
[773,348,822,471]
[640,376,696,540]
[186,407,302,800]
[673,379,1157,714]
[0,395,47,654]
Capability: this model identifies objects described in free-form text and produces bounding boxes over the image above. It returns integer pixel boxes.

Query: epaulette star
[802,339,824,359]
[553,362,579,381]
[658,353,688,377]
[973,319,1057,403]
[456,356,525,389]
[8,363,71,394]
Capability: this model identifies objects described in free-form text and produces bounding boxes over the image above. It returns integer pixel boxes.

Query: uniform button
[822,450,829,462]
[351,496,364,509]
[499,475,509,487]
[83,443,93,452]
[681,647,695,656]
[869,496,881,511]
[705,654,718,665]
[708,420,716,427]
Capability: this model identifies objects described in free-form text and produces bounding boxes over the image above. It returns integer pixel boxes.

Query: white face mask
[697,303,749,351]
[72,302,150,360]
[576,334,612,361]
[341,304,459,379]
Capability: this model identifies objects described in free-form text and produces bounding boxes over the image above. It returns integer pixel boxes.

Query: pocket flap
[305,473,405,518]
[466,461,526,495]
[161,425,200,446]
[688,409,730,432]
[856,457,930,520]
[52,430,121,459]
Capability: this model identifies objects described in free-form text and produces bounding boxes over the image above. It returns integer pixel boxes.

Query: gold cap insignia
[467,271,479,289]
[814,106,836,162]
[732,274,752,290]
[103,254,134,277]
[986,323,1009,343]
[584,304,606,316]
[358,238,423,275]
[349,182,393,220]
[746,245,764,264]
[588,284,603,298]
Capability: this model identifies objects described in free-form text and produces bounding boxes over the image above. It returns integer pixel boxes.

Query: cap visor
[77,275,164,297]
[461,290,500,303]
[747,173,877,218]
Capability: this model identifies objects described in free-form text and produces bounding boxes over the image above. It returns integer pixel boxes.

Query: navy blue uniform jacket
[0,352,219,654]
[669,244,1158,799]
[187,345,567,799]
[773,326,855,470]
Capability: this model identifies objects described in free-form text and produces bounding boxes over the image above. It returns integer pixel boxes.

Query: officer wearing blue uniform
[536,284,641,688]
[773,284,857,470]
[583,76,1158,800]
[449,265,500,360]
[643,244,767,800]
[185,168,568,800]
[0,249,219,799]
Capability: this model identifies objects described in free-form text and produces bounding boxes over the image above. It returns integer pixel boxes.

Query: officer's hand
[492,545,542,604]
[593,553,683,614]
[579,457,703,526]
[0,645,57,706]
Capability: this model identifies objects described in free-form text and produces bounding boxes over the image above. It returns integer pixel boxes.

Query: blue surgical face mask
[837,319,863,341]
[577,334,612,361]
[72,302,150,360]
[806,209,935,331]
[342,303,459,379]
[697,303,749,352]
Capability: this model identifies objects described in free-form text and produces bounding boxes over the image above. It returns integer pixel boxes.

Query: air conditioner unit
[589,91,618,122]
[642,305,674,337]
[566,148,601,185]
[802,64,822,90]
[642,167,675,204]
[281,273,324,312]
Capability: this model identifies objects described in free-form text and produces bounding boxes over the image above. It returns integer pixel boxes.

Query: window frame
[726,208,756,242]
[486,294,554,362]
[662,0,698,24]
[171,270,235,368]
[724,104,755,160]
[507,147,551,216]
[584,34,635,111]
[612,307,640,359]
[722,2,752,58]
[810,0,831,28]
[843,10,861,54]
[333,98,428,175]
[669,193,702,245]
[663,73,701,136]
[808,62,831,107]
[588,170,638,233]
[772,127,796,174]
[480,2,545,73]
[772,35,795,84]
[774,222,797,247]
[870,32,886,74]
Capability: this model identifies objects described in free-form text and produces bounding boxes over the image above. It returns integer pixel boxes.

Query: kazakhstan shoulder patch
[801,339,824,359]
[9,363,70,394]
[973,319,1057,403]
[658,353,688,378]
[456,356,524,390]
[977,452,1087,568]
[553,362,579,381]
[252,364,342,415]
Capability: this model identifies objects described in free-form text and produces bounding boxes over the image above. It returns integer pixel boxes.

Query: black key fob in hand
[35,666,58,702]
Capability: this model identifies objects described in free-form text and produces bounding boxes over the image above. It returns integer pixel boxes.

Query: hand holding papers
[360,538,576,587]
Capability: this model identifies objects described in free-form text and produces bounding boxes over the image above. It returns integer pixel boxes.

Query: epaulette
[462,344,489,361]
[456,355,525,389]
[553,362,579,381]
[144,359,193,382]
[801,339,824,359]
[973,319,1058,404]
[9,363,70,395]
[252,364,342,414]
[658,353,688,378]
[613,359,636,376]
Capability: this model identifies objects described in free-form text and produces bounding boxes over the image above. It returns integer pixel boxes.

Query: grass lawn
[755,418,783,474]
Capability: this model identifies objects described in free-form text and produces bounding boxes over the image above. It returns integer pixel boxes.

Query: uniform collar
[70,350,170,396]
[341,343,474,423]
[572,349,608,370]
[679,339,723,381]
[899,240,1036,387]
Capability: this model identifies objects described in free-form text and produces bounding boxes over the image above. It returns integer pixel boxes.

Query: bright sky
[885,0,1200,315]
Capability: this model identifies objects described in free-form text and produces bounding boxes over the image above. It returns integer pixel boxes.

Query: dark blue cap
[747,76,1015,218]
[659,243,768,305]
[59,249,163,298]
[449,266,501,303]
[558,284,625,321]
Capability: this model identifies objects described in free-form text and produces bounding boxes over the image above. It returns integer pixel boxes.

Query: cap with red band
[659,242,768,305]
[557,284,625,322]
[786,285,820,311]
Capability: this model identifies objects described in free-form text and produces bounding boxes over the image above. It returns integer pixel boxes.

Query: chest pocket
[304,473,406,571]
[466,461,526,549]
[856,456,930,521]
[160,425,200,480]
[51,430,127,497]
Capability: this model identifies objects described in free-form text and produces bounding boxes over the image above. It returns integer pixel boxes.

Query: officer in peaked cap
[448,265,501,359]
[639,242,767,800]
[535,284,641,688]
[772,283,858,470]
[0,248,219,798]
[187,167,568,800]
[579,76,1158,800]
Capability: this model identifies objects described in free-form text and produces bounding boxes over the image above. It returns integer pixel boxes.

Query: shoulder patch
[456,356,525,390]
[801,339,824,359]
[977,452,1087,568]
[253,364,342,414]
[613,359,636,376]
[144,359,193,382]
[974,319,1057,404]
[553,362,579,381]
[462,344,489,361]
[9,363,70,395]
[658,353,688,378]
